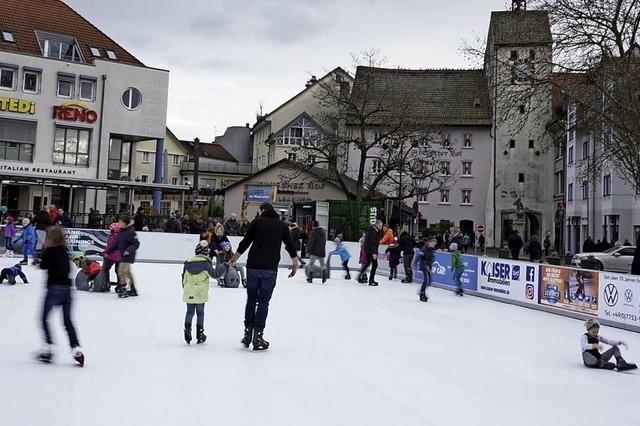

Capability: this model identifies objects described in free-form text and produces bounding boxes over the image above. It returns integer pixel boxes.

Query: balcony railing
[180,161,253,175]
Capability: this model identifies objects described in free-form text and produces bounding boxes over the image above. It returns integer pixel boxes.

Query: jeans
[245,269,277,331]
[185,303,205,327]
[41,286,80,348]
[359,254,378,282]
[5,237,13,251]
[583,346,621,367]
[453,267,464,290]
[419,268,432,293]
[342,260,350,276]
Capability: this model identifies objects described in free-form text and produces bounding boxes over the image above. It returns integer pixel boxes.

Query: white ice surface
[1,259,638,426]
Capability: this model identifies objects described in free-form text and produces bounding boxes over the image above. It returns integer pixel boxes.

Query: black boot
[126,284,138,297]
[196,326,207,344]
[241,322,254,348]
[617,359,638,371]
[455,287,464,296]
[184,325,192,344]
[345,273,351,280]
[322,269,327,284]
[419,292,428,302]
[252,329,269,351]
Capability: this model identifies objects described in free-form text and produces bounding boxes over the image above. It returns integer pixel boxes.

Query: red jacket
[49,210,59,225]
[379,229,394,245]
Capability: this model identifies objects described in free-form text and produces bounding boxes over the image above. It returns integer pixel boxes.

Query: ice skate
[196,326,207,344]
[72,347,84,367]
[321,270,327,284]
[252,330,269,351]
[241,279,247,288]
[306,276,313,283]
[126,284,138,297]
[241,324,254,348]
[368,280,379,286]
[19,259,28,266]
[599,361,616,370]
[35,346,53,364]
[218,278,225,287]
[357,273,368,283]
[184,326,192,344]
[31,259,40,266]
[455,287,464,296]
[617,360,638,372]
[419,292,428,302]
[345,274,351,280]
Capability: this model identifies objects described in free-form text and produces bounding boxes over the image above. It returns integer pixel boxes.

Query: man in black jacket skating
[116,215,141,297]
[305,220,327,283]
[230,203,299,351]
[358,220,383,286]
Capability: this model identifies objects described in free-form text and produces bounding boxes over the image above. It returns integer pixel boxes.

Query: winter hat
[585,318,600,330]
[72,252,85,262]
[222,241,232,250]
[334,237,342,243]
[195,240,210,256]
[22,218,30,227]
[109,222,120,232]
[449,242,459,251]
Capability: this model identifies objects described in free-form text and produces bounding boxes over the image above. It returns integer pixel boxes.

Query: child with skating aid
[14,218,36,265]
[219,241,246,287]
[182,241,227,344]
[450,242,464,296]
[4,216,15,256]
[413,237,436,302]
[581,318,637,371]
[0,263,28,285]
[36,226,84,366]
[328,237,351,279]
[385,237,401,280]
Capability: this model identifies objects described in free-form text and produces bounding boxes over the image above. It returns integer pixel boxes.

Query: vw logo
[603,284,619,307]
[624,289,633,304]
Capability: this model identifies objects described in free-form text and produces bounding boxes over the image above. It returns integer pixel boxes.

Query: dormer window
[90,47,101,57]
[36,31,83,63]
[106,49,117,60]
[2,31,15,43]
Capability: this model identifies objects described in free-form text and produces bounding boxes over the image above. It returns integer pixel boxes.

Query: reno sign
[52,102,98,124]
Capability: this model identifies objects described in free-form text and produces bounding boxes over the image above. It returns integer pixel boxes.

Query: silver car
[571,246,637,272]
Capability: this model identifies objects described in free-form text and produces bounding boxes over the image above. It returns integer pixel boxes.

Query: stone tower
[484,9,554,247]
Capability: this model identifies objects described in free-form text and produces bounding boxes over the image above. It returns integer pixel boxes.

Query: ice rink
[1,259,638,426]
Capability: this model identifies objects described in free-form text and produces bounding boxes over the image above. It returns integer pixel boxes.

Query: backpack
[220,267,241,288]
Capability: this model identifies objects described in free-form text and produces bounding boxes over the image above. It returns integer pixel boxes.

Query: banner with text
[538,265,600,316]
[415,252,477,291]
[598,272,640,328]
[477,258,539,304]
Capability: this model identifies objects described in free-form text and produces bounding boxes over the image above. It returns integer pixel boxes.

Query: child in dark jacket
[413,237,437,302]
[36,226,84,366]
[0,263,28,285]
[385,237,401,280]
[328,237,352,279]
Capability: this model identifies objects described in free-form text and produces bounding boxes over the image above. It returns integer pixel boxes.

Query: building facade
[0,0,170,216]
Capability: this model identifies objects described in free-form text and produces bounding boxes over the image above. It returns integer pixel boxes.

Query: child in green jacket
[450,242,465,296]
[182,241,227,345]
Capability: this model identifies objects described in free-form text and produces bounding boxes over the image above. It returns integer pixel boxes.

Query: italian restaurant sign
[53,102,98,124]
[0,97,36,114]
[0,164,77,176]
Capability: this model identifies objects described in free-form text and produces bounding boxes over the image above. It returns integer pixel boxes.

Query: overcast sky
[66,0,510,141]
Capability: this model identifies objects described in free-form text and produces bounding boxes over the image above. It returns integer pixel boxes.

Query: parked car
[571,246,636,272]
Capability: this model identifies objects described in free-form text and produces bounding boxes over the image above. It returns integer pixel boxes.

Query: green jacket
[451,250,464,270]
[182,255,227,304]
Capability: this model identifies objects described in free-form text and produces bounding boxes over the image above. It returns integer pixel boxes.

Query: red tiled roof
[0,0,144,67]
[178,140,239,163]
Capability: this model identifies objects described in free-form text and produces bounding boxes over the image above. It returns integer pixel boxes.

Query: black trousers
[359,254,378,282]
[41,286,80,348]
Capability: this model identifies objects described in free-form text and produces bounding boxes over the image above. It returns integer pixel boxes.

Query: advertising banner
[63,228,109,256]
[477,258,539,304]
[416,252,478,291]
[246,185,273,203]
[538,265,599,316]
[598,272,640,328]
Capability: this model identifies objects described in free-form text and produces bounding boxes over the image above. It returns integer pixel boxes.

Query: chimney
[305,75,318,88]
[245,122,250,128]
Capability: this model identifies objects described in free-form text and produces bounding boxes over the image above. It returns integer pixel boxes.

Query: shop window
[53,127,90,166]
[23,71,40,94]
[121,87,142,110]
[0,118,36,162]
[79,79,96,102]
[0,67,16,90]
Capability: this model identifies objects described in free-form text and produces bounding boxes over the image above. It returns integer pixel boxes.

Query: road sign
[476,224,485,234]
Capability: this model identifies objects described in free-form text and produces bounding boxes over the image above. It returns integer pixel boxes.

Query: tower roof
[488,10,552,46]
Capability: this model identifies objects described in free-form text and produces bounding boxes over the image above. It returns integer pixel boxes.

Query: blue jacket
[15,224,36,255]
[3,264,27,282]
[329,243,351,262]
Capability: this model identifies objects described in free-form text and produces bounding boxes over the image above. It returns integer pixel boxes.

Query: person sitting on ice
[581,318,637,371]
[0,263,28,285]
[72,252,104,291]
[219,241,246,287]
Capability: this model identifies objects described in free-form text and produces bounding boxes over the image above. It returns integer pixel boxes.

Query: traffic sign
[476,224,485,234]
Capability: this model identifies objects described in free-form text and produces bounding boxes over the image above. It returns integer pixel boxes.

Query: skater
[414,237,436,302]
[101,222,121,285]
[36,226,84,366]
[358,220,383,286]
[4,216,15,257]
[450,242,465,296]
[229,202,299,351]
[398,231,415,283]
[220,241,247,287]
[385,237,401,280]
[0,263,28,285]
[115,215,140,298]
[478,234,486,254]
[181,241,228,344]
[209,223,229,266]
[14,218,36,265]
[305,220,327,284]
[358,233,368,283]
[581,319,637,371]
[462,233,471,254]
[379,224,394,245]
[328,237,351,279]
[445,226,463,251]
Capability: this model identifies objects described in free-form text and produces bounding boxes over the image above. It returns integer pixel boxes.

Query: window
[142,152,150,163]
[53,127,90,166]
[2,31,15,43]
[57,77,74,98]
[568,146,574,164]
[518,173,525,183]
[463,133,472,148]
[0,67,16,90]
[108,138,131,180]
[603,174,611,196]
[172,155,181,166]
[513,62,530,81]
[519,105,525,114]
[555,171,564,195]
[140,175,149,183]
[371,160,383,174]
[288,152,297,162]
[418,193,428,204]
[568,183,574,201]
[0,118,36,162]
[462,161,472,176]
[442,133,450,147]
[89,47,101,57]
[23,71,39,94]
[281,116,317,146]
[440,189,450,204]
[171,177,179,186]
[510,50,518,60]
[440,161,451,176]
[79,79,95,101]
[160,201,171,217]
[36,32,83,62]
[567,103,576,142]
[106,49,117,60]
[121,87,142,110]
[461,190,472,205]
[582,140,590,159]
[528,140,534,149]
[582,181,589,199]
[509,139,516,149]
[529,49,536,60]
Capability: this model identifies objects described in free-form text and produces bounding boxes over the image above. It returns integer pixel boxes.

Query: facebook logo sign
[526,266,536,283]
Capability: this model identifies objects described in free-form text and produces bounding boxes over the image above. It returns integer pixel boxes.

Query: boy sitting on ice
[581,318,637,371]
[0,263,28,285]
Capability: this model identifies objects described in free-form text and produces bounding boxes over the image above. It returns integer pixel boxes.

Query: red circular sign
[476,224,485,233]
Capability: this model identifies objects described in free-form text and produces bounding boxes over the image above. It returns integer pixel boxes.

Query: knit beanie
[585,318,600,330]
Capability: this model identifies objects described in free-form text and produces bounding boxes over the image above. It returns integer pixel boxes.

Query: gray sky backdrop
[66,0,510,141]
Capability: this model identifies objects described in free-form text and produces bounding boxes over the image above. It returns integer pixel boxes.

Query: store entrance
[3,185,20,212]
